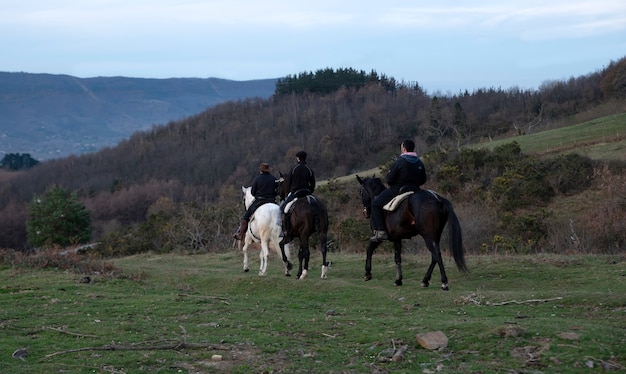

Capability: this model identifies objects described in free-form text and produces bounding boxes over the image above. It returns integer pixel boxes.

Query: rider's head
[401,139,415,153]
[295,151,307,163]
[259,162,271,174]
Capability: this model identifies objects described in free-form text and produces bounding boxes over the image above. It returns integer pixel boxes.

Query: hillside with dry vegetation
[0,58,624,254]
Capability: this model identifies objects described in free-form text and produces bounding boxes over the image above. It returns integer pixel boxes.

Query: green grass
[472,112,626,160]
[1,252,625,373]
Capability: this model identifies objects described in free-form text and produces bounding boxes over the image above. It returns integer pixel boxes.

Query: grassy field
[1,113,624,373]
[470,112,626,161]
[1,251,624,373]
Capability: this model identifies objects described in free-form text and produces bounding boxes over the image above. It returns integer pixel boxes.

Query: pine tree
[0,153,39,171]
[26,186,92,248]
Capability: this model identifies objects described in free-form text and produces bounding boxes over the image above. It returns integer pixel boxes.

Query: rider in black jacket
[370,140,427,242]
[233,162,279,240]
[280,150,315,242]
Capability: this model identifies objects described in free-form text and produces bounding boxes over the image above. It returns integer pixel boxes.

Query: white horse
[239,186,292,276]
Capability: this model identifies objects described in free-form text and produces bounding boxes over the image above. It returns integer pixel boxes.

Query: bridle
[360,184,372,219]
[359,177,386,219]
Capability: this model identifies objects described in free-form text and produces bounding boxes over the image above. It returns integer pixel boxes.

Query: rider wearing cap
[233,162,279,240]
[280,150,315,242]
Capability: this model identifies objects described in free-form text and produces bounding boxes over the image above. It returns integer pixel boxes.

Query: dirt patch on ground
[174,343,290,373]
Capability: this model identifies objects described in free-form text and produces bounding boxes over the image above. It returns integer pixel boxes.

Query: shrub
[482,234,518,254]
[489,158,555,211]
[0,247,118,275]
[500,209,553,252]
[436,164,463,194]
[486,141,524,172]
[336,217,370,252]
[453,148,489,178]
[544,153,594,194]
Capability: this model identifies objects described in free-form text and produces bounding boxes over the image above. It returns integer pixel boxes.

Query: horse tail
[311,196,330,268]
[309,196,328,234]
[442,197,468,273]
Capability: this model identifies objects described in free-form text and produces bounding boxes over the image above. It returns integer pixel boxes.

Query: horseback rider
[233,162,279,240]
[280,150,315,241]
[370,139,427,242]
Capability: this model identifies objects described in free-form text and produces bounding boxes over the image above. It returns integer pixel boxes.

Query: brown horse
[357,175,467,290]
[277,172,330,279]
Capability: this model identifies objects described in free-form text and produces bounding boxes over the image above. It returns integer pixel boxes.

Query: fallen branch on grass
[392,345,408,362]
[177,294,229,301]
[44,325,228,358]
[44,340,230,358]
[176,294,230,305]
[44,326,99,338]
[487,297,563,306]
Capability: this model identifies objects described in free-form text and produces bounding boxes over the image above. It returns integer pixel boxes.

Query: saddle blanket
[283,195,315,214]
[383,192,413,211]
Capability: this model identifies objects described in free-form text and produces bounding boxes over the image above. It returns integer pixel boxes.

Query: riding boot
[370,206,388,242]
[233,219,248,240]
[370,230,388,242]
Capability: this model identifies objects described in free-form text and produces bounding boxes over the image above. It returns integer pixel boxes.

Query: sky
[2,0,625,94]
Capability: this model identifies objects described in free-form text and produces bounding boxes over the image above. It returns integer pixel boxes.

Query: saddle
[383,189,440,211]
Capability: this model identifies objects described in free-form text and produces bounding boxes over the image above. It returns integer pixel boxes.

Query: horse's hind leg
[258,241,269,276]
[421,239,449,291]
[242,242,250,273]
[393,241,403,286]
[434,241,449,290]
[297,240,310,280]
[320,234,329,279]
[281,242,292,277]
[279,239,294,272]
[421,256,435,288]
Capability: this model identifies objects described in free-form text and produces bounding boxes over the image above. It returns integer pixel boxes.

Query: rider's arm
[386,160,401,186]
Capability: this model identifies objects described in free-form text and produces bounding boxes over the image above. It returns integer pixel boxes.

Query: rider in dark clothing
[280,150,315,241]
[370,139,427,242]
[233,162,279,240]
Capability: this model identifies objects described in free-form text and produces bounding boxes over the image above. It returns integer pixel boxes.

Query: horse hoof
[364,275,372,282]
[321,265,328,279]
[285,273,291,277]
[244,268,249,273]
[395,280,403,286]
[441,284,449,291]
[421,282,429,288]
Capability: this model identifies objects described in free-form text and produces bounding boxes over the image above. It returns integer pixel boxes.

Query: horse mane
[366,176,386,195]
[371,177,385,188]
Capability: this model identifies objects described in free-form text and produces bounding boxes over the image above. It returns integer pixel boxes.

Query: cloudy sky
[2,0,625,93]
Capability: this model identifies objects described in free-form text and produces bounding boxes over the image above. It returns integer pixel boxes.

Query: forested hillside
[0,57,624,251]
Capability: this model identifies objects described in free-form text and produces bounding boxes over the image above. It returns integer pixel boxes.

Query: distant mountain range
[0,72,277,160]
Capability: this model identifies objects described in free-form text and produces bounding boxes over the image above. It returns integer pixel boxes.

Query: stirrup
[370,230,388,242]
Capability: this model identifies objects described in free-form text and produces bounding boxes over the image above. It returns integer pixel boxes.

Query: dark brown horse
[357,175,467,290]
[277,172,330,279]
